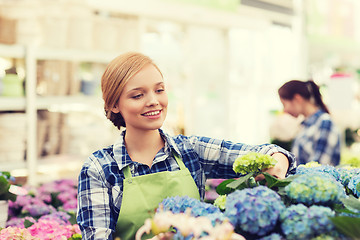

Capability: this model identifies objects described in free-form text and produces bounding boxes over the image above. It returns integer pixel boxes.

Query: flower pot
[0,200,8,228]
[1,74,24,97]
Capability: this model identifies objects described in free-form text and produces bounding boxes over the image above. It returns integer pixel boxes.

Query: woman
[278,80,341,166]
[77,52,296,240]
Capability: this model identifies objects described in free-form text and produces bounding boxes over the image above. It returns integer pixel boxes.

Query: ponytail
[306,80,329,114]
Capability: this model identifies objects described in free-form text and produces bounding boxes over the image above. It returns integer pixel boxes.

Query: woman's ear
[111,105,120,113]
[293,94,304,103]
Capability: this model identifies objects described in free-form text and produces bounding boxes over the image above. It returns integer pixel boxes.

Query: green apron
[115,153,200,240]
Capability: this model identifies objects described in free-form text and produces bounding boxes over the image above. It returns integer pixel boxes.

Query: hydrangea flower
[0,226,35,240]
[224,186,285,236]
[285,173,346,206]
[158,196,226,225]
[6,216,36,228]
[233,152,277,175]
[257,233,284,240]
[336,167,360,188]
[213,195,226,210]
[280,204,336,240]
[27,219,80,240]
[295,165,340,182]
[299,161,322,168]
[348,173,360,197]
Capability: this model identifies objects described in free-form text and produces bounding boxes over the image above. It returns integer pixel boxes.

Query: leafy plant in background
[0,171,17,202]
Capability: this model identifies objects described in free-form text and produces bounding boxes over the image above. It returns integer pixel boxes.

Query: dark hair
[278,80,329,113]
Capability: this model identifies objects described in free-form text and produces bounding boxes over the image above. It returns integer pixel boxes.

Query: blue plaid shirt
[291,110,341,166]
[77,129,296,239]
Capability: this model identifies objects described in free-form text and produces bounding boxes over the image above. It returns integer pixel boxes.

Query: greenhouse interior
[0,0,360,239]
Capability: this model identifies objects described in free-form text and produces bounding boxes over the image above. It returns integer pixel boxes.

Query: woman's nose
[146,93,159,106]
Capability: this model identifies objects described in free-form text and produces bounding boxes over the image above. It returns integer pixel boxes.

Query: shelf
[36,95,103,111]
[1,161,27,172]
[0,44,25,59]
[0,97,26,111]
[35,47,118,63]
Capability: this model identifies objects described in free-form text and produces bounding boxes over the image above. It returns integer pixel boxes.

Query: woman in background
[278,80,341,166]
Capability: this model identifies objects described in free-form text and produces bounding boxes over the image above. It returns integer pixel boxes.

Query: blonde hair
[101,52,162,129]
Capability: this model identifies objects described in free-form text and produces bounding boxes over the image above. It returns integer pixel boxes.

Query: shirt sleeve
[77,157,114,240]
[187,136,296,178]
[308,119,341,165]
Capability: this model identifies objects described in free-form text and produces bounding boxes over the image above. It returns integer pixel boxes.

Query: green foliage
[330,216,360,239]
[0,171,17,201]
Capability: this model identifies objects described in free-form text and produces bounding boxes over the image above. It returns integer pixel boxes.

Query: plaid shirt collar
[301,109,324,127]
[113,128,182,171]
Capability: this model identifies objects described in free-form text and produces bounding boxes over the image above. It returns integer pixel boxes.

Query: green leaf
[0,176,10,195]
[67,211,77,225]
[331,216,360,239]
[341,196,360,212]
[263,172,297,188]
[24,219,34,228]
[0,192,17,202]
[226,173,253,189]
[216,179,236,195]
[357,182,360,194]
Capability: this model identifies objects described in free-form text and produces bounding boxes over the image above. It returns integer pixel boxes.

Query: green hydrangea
[285,173,346,206]
[213,195,226,210]
[233,152,277,175]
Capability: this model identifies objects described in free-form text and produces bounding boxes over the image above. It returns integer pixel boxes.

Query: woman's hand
[255,152,289,181]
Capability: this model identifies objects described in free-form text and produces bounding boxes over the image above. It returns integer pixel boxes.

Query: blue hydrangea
[285,173,346,206]
[280,204,336,240]
[336,167,359,187]
[224,186,285,237]
[257,233,284,240]
[295,165,340,181]
[158,196,226,225]
[348,173,360,197]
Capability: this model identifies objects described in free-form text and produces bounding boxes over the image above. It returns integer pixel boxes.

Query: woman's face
[280,97,301,118]
[114,64,168,131]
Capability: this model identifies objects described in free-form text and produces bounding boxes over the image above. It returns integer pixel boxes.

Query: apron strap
[122,151,185,179]
[172,151,186,170]
[123,165,132,179]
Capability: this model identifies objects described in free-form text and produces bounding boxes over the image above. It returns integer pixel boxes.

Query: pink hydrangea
[0,226,37,240]
[27,219,81,240]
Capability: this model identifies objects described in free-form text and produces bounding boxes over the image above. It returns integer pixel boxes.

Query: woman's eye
[156,89,165,93]
[131,94,142,99]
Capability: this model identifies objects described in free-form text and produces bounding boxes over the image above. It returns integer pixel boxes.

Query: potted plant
[0,171,17,228]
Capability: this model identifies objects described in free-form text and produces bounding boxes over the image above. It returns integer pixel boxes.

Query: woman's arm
[186,136,296,179]
[77,158,114,239]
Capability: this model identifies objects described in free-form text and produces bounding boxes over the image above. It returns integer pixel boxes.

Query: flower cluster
[348,173,360,197]
[224,186,285,237]
[280,204,338,240]
[4,178,80,240]
[159,196,226,225]
[285,173,346,206]
[295,164,341,182]
[232,152,277,175]
[213,195,226,210]
[0,219,81,240]
[0,226,35,240]
[136,210,245,240]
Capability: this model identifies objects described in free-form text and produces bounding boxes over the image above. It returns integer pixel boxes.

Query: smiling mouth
[142,110,161,116]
